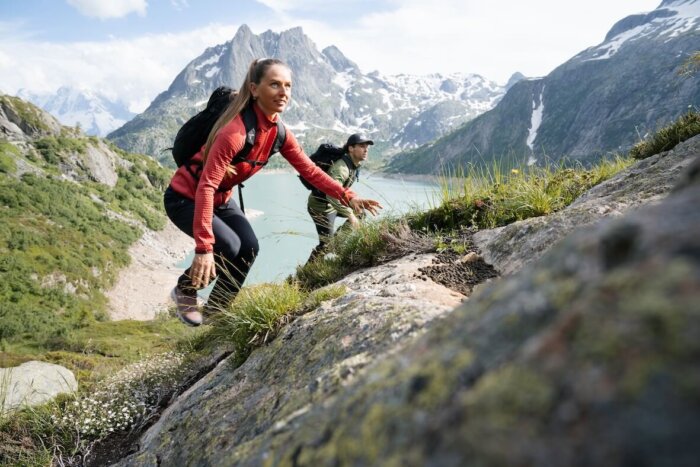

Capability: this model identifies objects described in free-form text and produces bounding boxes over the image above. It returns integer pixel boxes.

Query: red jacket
[169,104,356,254]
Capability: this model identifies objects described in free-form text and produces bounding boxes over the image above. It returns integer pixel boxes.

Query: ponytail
[202,58,288,165]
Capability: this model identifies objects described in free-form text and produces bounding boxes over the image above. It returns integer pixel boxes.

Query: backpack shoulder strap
[231,104,256,164]
[231,106,286,167]
[341,153,359,186]
[273,121,286,154]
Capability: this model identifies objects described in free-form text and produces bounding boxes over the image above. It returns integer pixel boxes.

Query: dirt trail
[105,222,191,321]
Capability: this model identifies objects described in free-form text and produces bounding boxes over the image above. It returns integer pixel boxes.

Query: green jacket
[307,155,358,217]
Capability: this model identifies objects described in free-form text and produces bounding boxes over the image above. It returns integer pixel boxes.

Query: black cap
[346,133,374,146]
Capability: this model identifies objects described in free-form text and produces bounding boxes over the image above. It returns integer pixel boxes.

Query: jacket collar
[252,102,278,130]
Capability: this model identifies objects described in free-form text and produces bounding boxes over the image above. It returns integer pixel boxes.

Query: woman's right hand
[190,252,217,288]
[350,197,383,216]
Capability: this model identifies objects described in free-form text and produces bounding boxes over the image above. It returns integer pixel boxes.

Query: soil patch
[417,230,499,296]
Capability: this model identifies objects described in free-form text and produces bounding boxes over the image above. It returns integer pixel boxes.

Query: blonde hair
[202,58,289,166]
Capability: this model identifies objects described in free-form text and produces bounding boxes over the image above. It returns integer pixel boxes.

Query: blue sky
[0,0,662,112]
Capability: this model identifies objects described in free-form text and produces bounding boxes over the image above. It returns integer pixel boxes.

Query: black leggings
[164,187,259,312]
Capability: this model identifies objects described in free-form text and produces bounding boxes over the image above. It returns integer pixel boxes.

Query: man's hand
[350,197,383,216]
[348,213,360,228]
[190,252,217,288]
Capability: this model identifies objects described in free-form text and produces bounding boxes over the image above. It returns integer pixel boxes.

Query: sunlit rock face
[119,139,700,467]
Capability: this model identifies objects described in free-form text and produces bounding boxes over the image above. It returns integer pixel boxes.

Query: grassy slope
[0,97,194,381]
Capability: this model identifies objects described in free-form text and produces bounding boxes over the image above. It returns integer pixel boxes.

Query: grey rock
[117,127,700,467]
[110,106,700,465]
[1,94,62,141]
[81,140,119,187]
[116,254,463,466]
[1,361,78,413]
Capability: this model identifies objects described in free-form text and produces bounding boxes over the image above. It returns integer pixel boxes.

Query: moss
[463,365,554,430]
[411,349,475,408]
[0,141,20,174]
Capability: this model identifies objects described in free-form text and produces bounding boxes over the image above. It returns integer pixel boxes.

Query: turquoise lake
[181,171,441,286]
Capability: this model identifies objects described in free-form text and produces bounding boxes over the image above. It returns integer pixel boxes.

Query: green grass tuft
[630,110,700,160]
[293,218,432,290]
[204,282,306,364]
[407,156,633,232]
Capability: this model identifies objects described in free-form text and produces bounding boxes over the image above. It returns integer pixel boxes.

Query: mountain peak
[505,72,526,89]
[107,26,505,161]
[322,45,359,73]
[232,24,254,43]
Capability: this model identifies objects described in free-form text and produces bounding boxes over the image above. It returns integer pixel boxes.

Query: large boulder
[115,254,464,466]
[0,361,78,413]
[117,149,700,465]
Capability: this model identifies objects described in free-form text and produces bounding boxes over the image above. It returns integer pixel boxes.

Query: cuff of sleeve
[195,245,213,254]
[341,189,356,206]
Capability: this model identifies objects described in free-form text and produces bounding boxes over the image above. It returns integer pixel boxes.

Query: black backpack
[171,86,286,213]
[299,143,357,191]
[172,86,286,170]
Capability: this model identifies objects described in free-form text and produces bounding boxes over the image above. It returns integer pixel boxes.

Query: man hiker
[306,133,374,263]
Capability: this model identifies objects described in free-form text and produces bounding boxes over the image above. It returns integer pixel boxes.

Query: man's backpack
[299,143,357,191]
[171,86,286,170]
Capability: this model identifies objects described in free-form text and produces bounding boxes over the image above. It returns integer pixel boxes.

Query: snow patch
[195,53,221,71]
[585,2,700,61]
[526,86,545,150]
[205,66,220,78]
[588,25,648,61]
[285,121,310,131]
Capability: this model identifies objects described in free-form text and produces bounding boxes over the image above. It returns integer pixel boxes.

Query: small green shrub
[34,136,87,165]
[678,51,700,77]
[0,351,193,466]
[630,110,700,160]
[0,141,19,174]
[205,282,305,364]
[293,219,431,290]
[408,156,633,232]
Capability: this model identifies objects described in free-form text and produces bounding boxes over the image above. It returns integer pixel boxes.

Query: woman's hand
[350,198,383,216]
[190,252,217,288]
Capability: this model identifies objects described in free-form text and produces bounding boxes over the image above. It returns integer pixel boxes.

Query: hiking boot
[170,286,203,327]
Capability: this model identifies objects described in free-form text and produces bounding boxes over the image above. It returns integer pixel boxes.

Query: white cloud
[0,24,236,112]
[0,0,662,115]
[66,0,148,19]
[170,0,189,11]
[256,0,661,83]
[255,0,333,13]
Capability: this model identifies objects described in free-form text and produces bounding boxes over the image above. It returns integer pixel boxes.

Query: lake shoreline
[261,167,442,185]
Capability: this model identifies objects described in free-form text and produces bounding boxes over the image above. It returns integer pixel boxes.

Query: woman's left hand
[350,198,383,216]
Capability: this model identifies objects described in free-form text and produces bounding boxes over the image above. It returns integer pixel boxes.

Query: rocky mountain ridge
[107,25,505,165]
[388,0,700,174]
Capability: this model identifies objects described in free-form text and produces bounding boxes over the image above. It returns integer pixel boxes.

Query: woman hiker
[164,58,382,326]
